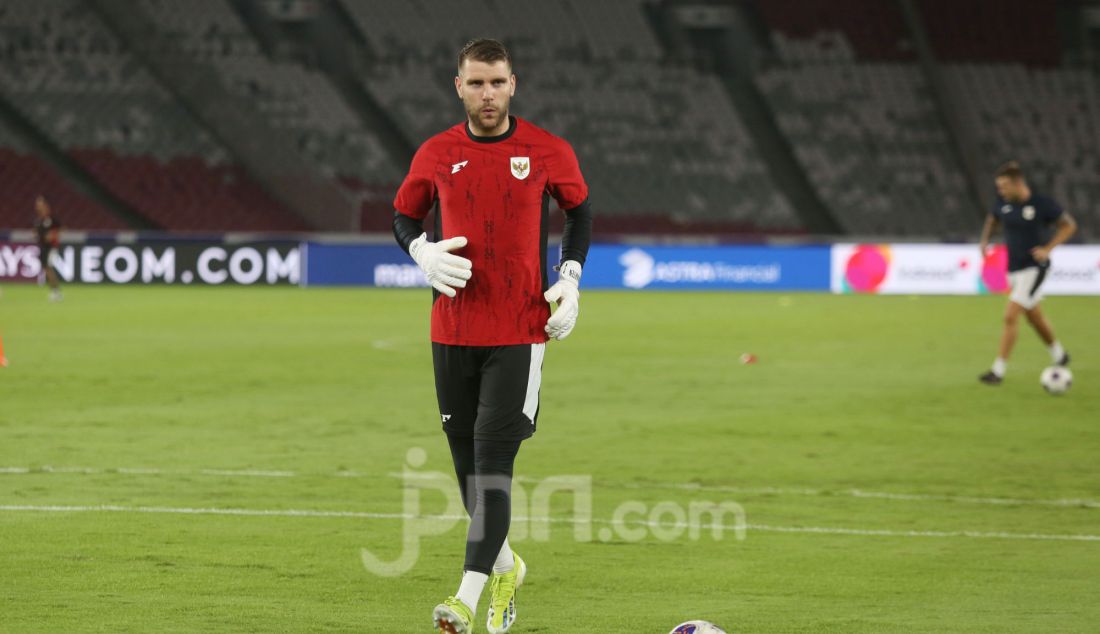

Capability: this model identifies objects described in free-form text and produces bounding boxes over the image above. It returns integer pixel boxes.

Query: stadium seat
[754,3,974,236]
[0,0,305,231]
[345,0,804,233]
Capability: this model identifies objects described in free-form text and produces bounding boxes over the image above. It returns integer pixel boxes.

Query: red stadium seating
[69,150,309,232]
[916,0,1060,66]
[755,0,914,61]
[0,149,126,230]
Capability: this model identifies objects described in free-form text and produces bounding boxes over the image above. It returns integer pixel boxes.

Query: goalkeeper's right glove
[409,232,472,298]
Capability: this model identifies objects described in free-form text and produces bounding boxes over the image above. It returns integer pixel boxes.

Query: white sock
[992,358,1007,378]
[1050,341,1065,363]
[456,571,489,613]
[493,538,515,574]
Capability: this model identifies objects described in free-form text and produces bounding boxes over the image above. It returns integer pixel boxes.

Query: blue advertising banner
[303,243,426,287]
[581,245,831,290]
[303,242,831,290]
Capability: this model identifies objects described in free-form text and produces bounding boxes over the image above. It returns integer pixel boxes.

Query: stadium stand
[0,0,1091,237]
[345,0,804,232]
[754,1,974,236]
[137,0,400,188]
[0,0,305,231]
[757,57,971,235]
[916,0,1060,66]
[755,0,915,61]
[0,123,125,231]
[915,0,1097,227]
[944,64,1100,227]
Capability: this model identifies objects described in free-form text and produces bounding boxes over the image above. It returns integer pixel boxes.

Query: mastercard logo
[843,245,891,293]
[980,245,1009,293]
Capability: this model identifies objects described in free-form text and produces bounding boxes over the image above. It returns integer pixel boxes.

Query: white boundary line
[0,466,297,477]
[605,480,1100,510]
[419,473,1100,510]
[4,465,1099,510]
[1,504,1098,542]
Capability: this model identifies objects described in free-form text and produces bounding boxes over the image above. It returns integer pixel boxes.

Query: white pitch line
[444,473,1100,510]
[0,504,415,520]
[743,524,1100,542]
[607,480,1100,510]
[1,504,1099,543]
[5,465,1099,510]
[198,469,296,478]
[0,466,300,478]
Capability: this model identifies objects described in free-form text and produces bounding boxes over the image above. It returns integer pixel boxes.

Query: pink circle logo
[844,245,890,293]
[980,246,1009,294]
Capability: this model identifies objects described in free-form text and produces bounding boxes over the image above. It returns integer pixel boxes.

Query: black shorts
[432,342,545,442]
[39,245,54,268]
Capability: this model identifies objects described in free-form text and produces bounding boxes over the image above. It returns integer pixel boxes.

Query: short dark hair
[457,38,511,73]
[995,160,1025,181]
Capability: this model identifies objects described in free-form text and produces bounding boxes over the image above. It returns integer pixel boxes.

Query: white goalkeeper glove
[409,232,472,298]
[544,260,581,340]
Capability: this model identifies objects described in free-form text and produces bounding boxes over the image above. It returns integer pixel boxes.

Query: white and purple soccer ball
[1040,366,1073,395]
[670,621,728,634]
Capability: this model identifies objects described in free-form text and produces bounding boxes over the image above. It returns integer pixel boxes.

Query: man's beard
[466,102,509,135]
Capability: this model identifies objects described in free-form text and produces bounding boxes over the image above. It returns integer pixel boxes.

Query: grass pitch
[1,285,1097,633]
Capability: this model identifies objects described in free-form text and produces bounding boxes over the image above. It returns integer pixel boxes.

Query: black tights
[447,436,521,575]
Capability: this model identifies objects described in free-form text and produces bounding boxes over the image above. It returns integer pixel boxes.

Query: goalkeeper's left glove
[544,260,581,340]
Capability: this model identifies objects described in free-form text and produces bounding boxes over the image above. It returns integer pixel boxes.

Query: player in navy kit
[33,196,63,302]
[391,39,592,633]
[978,162,1076,384]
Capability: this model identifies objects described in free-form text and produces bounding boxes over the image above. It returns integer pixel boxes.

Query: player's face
[994,175,1025,203]
[455,59,515,135]
[34,197,49,217]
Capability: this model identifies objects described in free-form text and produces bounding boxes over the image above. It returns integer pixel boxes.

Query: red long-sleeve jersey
[395,116,588,346]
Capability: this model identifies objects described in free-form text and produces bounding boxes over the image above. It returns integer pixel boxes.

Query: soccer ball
[1040,366,1073,395]
[669,621,728,634]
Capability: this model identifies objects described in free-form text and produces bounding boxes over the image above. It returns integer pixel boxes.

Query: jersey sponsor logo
[510,157,530,180]
[1001,204,1012,214]
[1023,205,1035,220]
[451,160,468,174]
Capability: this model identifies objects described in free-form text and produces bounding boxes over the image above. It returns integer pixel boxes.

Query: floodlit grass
[1,285,1097,632]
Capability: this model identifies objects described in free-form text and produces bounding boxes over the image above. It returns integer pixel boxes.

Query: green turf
[1,284,1097,633]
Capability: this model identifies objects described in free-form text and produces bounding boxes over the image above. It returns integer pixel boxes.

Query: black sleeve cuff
[392,211,424,255]
[560,199,592,266]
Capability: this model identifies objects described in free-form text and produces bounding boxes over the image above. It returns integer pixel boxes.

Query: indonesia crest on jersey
[394,116,588,346]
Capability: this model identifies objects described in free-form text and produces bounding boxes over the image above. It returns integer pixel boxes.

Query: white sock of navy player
[493,537,515,574]
[456,570,489,613]
[1049,341,1065,364]
[992,357,1007,378]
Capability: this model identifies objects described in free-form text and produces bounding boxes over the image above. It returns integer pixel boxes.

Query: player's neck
[467,115,512,139]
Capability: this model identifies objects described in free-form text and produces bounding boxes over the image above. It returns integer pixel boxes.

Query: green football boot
[433,596,474,633]
[486,553,527,633]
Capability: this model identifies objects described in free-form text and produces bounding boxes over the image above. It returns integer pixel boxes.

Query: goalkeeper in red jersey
[391,38,592,634]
